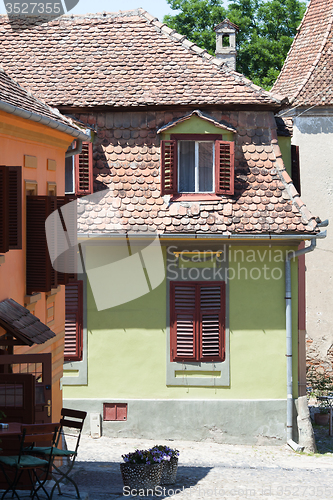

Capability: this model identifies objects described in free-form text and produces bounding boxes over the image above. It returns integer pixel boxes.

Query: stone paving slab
[60,435,333,499]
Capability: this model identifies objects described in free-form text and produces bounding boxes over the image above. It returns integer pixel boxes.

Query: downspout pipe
[285,229,327,451]
[65,139,83,158]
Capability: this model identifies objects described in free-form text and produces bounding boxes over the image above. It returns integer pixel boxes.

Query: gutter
[285,226,328,452]
[77,232,322,241]
[0,100,90,141]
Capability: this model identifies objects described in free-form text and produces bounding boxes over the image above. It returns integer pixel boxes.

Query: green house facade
[0,10,322,445]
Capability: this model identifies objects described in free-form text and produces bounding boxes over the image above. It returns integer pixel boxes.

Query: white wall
[293,111,333,370]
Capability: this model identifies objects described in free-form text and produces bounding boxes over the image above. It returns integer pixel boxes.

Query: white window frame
[178,140,215,193]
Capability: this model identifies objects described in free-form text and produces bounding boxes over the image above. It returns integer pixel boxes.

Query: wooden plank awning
[0,299,55,346]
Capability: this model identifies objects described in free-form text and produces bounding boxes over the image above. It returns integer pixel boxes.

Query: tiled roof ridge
[136,8,285,105]
[0,64,86,133]
[25,8,286,106]
[273,0,333,103]
[270,130,317,231]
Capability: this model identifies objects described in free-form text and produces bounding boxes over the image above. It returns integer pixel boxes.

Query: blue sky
[0,0,176,19]
[0,0,228,20]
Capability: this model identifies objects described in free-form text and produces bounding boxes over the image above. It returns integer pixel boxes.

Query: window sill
[171,193,222,202]
[24,293,42,306]
[46,286,62,298]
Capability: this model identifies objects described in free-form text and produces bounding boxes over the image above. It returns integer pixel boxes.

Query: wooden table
[0,422,22,438]
[317,396,333,436]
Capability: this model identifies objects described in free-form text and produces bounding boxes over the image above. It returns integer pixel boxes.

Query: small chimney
[214,19,239,70]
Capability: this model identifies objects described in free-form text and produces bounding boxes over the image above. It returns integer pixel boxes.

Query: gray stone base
[64,399,288,445]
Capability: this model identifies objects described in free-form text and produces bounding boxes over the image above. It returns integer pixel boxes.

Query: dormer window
[179,140,214,193]
[161,134,234,197]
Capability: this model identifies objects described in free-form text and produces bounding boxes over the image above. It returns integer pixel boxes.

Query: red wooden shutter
[215,141,234,195]
[8,166,22,249]
[170,283,196,361]
[291,145,301,195]
[199,283,225,362]
[65,280,83,361]
[0,166,9,254]
[170,281,225,362]
[75,142,93,195]
[26,196,53,294]
[161,140,177,195]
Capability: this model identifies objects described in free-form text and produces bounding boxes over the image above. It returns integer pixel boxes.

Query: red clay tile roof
[272,0,333,106]
[0,66,88,136]
[0,298,55,345]
[0,10,285,109]
[76,109,317,235]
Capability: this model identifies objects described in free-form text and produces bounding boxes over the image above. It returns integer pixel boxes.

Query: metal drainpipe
[285,225,328,451]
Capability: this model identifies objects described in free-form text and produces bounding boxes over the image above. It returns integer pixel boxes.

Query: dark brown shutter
[8,166,22,249]
[26,196,53,294]
[291,145,301,195]
[0,166,9,254]
[199,284,224,361]
[161,140,177,195]
[49,197,58,290]
[65,280,83,361]
[170,283,196,361]
[215,141,234,195]
[75,142,93,195]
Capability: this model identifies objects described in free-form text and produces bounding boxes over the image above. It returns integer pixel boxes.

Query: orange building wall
[0,110,76,421]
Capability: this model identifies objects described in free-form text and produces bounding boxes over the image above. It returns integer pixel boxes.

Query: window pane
[179,141,195,192]
[199,142,213,192]
[65,156,74,194]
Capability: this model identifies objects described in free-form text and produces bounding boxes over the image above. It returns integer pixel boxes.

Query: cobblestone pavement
[59,434,333,500]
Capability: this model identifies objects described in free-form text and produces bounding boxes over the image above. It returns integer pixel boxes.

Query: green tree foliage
[164,0,307,89]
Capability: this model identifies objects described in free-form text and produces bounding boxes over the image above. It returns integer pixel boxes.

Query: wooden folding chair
[0,423,59,500]
[29,408,87,499]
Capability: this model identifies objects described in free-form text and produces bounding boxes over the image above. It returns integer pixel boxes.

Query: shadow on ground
[69,461,212,498]
[313,423,333,454]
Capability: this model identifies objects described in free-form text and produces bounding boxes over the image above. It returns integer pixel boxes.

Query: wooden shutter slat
[170,283,196,361]
[171,281,225,363]
[8,166,22,249]
[26,196,52,294]
[175,313,195,359]
[199,283,225,361]
[0,166,9,254]
[201,314,221,358]
[161,140,177,195]
[49,197,58,290]
[215,141,234,195]
[65,281,83,361]
[75,142,93,195]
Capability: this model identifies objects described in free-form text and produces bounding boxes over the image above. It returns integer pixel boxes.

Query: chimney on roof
[214,19,239,70]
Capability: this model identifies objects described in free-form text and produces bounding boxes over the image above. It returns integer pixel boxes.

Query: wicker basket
[120,462,163,489]
[161,457,178,485]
